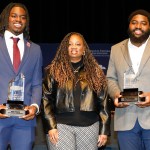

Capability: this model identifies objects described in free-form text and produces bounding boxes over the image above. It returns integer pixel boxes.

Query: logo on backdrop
[91,48,111,74]
[39,43,112,75]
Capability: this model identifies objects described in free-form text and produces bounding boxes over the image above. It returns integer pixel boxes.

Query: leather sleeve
[98,86,111,135]
[41,70,57,133]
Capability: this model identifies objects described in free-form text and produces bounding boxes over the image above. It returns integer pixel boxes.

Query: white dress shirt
[4,30,24,64]
[128,37,149,74]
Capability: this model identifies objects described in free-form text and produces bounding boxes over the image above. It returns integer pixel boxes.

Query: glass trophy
[1,73,29,117]
[118,67,145,103]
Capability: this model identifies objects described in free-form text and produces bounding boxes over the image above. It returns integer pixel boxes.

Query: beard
[128,28,150,44]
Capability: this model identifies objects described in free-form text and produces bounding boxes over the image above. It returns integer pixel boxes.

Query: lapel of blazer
[138,38,150,74]
[18,39,31,73]
[0,36,14,71]
[121,39,132,68]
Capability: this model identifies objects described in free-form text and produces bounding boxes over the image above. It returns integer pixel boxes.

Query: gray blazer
[107,38,150,131]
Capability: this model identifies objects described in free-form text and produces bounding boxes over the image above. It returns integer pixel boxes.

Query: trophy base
[118,88,145,103]
[0,104,29,117]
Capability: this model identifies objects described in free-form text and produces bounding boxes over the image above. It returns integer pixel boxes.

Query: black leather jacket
[42,67,110,135]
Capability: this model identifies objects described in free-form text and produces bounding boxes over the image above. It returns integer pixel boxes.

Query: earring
[83,51,85,55]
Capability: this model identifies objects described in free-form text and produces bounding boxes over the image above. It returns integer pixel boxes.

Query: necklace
[71,60,83,73]
[73,66,81,73]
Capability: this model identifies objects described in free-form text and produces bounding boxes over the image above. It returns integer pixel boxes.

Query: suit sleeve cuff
[31,104,40,115]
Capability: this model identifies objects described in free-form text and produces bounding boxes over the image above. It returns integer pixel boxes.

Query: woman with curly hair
[42,32,110,150]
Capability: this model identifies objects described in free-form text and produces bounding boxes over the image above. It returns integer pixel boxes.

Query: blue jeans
[117,119,150,150]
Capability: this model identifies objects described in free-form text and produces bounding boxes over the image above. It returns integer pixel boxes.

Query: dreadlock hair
[0,2,30,40]
[46,32,107,95]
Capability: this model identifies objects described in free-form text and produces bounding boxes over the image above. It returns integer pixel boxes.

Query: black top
[56,59,99,126]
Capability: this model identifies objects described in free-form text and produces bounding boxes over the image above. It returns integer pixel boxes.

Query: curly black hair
[128,9,150,23]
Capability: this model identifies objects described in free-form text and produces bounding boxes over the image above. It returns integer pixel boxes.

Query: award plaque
[0,73,29,117]
[119,67,145,103]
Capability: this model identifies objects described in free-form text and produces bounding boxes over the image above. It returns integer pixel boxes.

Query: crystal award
[1,73,29,117]
[118,67,145,103]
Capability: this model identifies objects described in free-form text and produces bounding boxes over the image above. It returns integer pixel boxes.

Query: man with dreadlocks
[0,2,42,150]
[42,32,110,150]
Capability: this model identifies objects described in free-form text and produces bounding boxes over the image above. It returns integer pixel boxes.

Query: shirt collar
[4,30,23,41]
